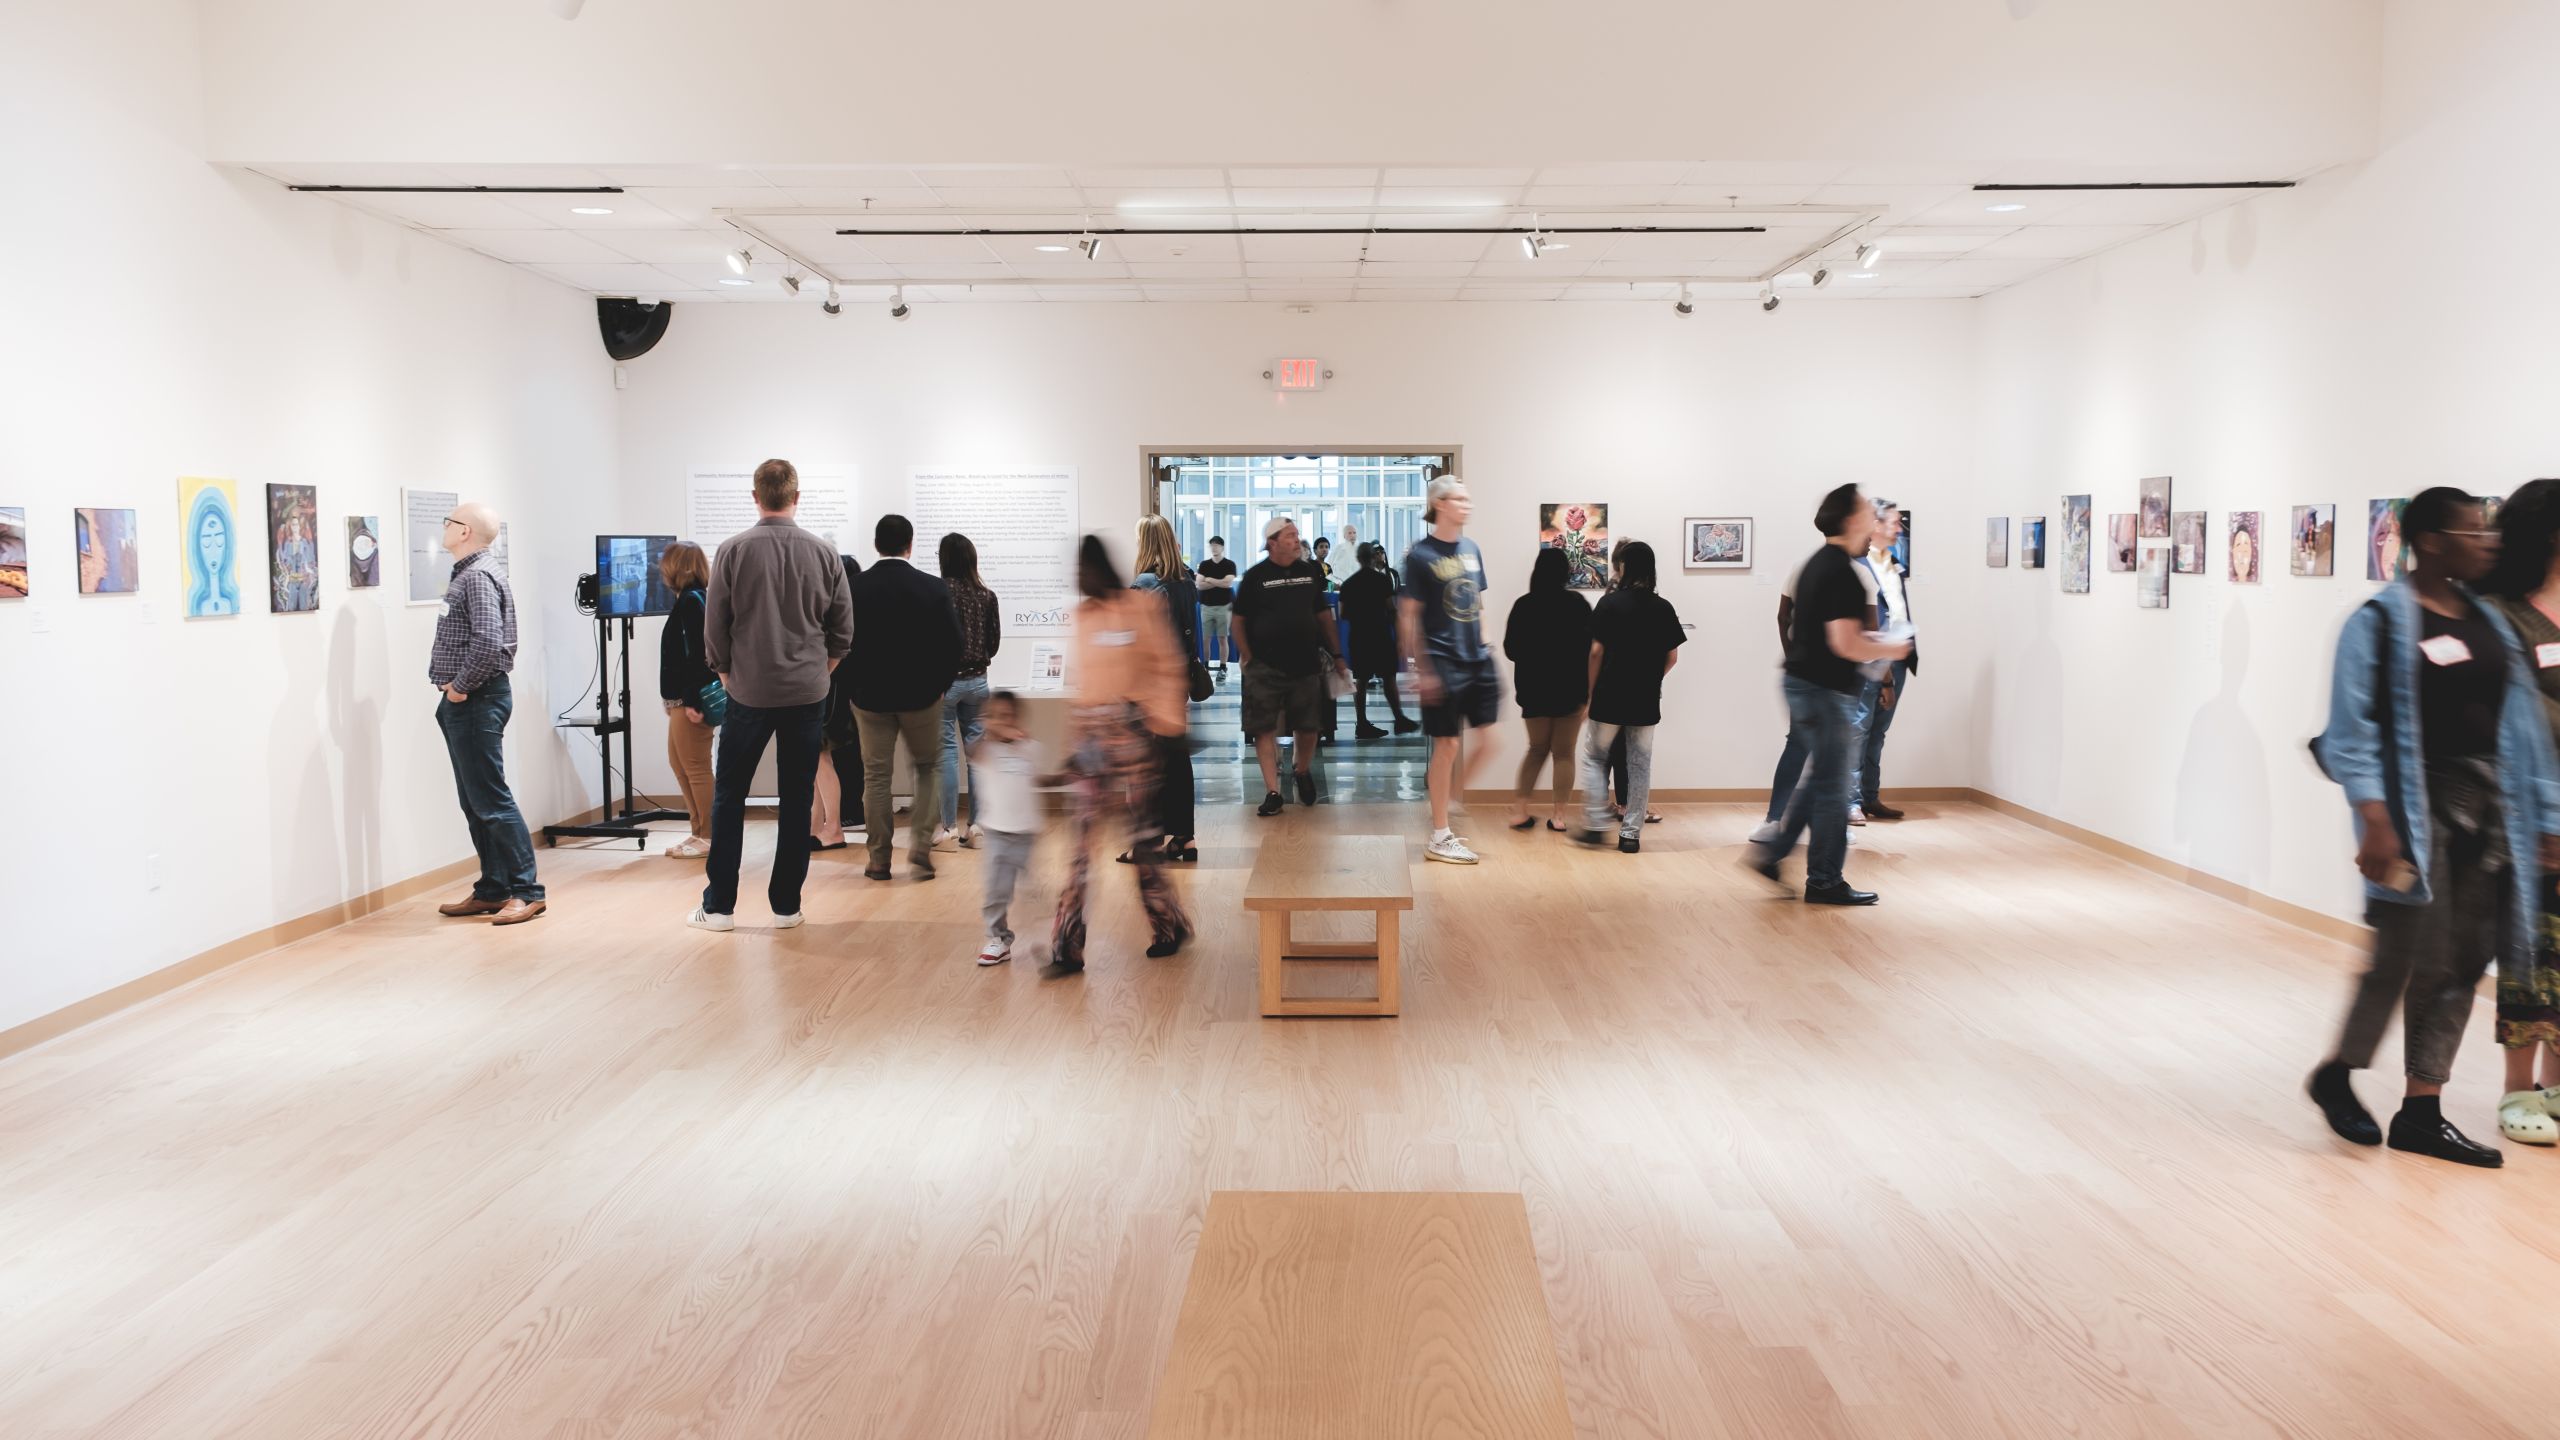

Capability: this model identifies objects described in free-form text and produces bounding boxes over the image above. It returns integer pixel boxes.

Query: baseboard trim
[0,803,613,1063]
[1460,786,1975,805]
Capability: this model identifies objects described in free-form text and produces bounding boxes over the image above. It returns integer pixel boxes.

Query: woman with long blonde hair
[1127,515,1200,861]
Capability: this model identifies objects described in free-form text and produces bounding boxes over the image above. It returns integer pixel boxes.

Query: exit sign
[1269,358,1327,392]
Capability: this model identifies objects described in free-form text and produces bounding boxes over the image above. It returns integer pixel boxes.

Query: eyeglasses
[443,517,466,528]
[2443,529,2499,540]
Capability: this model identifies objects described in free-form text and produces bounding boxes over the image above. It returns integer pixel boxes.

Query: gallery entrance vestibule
[1145,451,1454,563]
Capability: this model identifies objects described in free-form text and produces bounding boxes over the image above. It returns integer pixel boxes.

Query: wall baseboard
[1459,786,1976,805]
[0,804,611,1063]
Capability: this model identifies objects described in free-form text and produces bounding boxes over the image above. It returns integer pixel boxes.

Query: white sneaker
[1747,821,1781,845]
[665,836,709,859]
[686,906,734,933]
[957,825,978,849]
[1848,805,1868,826]
[773,912,804,930]
[1425,833,1480,865]
[977,937,1013,966]
[933,826,959,851]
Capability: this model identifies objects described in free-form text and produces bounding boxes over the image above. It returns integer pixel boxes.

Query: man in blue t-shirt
[1399,476,1500,865]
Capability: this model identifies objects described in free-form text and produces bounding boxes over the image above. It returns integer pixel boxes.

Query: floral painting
[1539,502,1611,591]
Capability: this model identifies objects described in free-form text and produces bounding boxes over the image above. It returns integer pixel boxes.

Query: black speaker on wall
[597,299,673,361]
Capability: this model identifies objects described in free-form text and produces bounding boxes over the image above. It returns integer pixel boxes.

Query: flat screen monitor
[596,534,678,617]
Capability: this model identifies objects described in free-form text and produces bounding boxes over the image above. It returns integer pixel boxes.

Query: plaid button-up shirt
[428,549,518,692]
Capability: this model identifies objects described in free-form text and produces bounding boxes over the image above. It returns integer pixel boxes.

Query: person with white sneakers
[969,691,1047,967]
[1399,476,1499,864]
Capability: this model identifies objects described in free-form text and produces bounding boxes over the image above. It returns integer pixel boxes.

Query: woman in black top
[657,540,718,857]
[1339,543,1416,739]
[1127,515,1199,862]
[1502,545,1592,831]
[1575,540,1683,852]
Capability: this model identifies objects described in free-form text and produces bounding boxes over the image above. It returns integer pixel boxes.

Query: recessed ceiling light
[1845,271,1880,280]
[570,206,614,216]
[1985,202,2027,213]
[1034,243,1070,252]
[718,277,753,286]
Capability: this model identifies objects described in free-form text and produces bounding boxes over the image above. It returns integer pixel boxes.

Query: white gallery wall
[1968,0,2560,927]
[0,2,615,1035]
[610,299,1982,798]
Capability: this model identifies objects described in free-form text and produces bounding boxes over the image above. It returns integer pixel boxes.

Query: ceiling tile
[1248,284,1357,302]
[907,167,1076,188]
[440,229,628,264]
[509,195,689,229]
[1007,261,1135,279]
[1245,262,1361,278]
[1357,232,1499,263]
[1659,184,1819,207]
[1356,261,1479,278]
[2030,189,2254,226]
[1084,187,1231,210]
[1230,188,1377,209]
[1463,285,1565,301]
[596,164,769,188]
[591,229,753,265]
[751,167,924,189]
[1531,163,1692,186]
[526,262,690,295]
[1524,185,1671,206]
[1238,234,1367,262]
[1967,224,2156,258]
[1591,231,1746,263]
[781,187,945,210]
[1865,229,2005,258]
[1073,168,1228,188]
[1036,286,1145,302]
[1376,187,1524,208]
[1227,167,1380,187]
[1127,260,1247,278]
[1109,233,1240,262]
[249,162,460,187]
[327,192,553,229]
[851,235,1000,263]
[1383,168,1534,187]
[1358,285,1465,302]
[893,262,1014,281]
[652,261,792,290]
[916,187,1087,209]
[625,186,785,223]
[1561,282,1681,301]
[1469,258,1593,278]
[434,165,616,189]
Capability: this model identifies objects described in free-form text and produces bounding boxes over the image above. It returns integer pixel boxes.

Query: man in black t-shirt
[1746,483,1910,905]
[1232,516,1341,816]
[1197,536,1238,675]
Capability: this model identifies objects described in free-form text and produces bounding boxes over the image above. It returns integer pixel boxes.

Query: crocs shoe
[2501,1091,2559,1145]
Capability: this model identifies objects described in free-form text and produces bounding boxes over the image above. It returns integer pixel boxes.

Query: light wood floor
[1,801,2548,1438]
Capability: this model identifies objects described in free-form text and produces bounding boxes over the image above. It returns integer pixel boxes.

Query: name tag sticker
[2539,643,2560,669]
[1096,629,1135,647]
[2420,634,2473,666]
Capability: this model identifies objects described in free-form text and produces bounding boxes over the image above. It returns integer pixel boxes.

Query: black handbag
[1188,658,1215,703]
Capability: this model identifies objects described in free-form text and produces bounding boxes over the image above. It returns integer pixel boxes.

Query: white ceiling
[256,161,2298,307]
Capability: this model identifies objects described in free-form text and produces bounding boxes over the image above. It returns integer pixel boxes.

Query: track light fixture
[1857,242,1882,270]
[1811,267,1832,288]
[821,283,841,316]
[1520,232,1548,260]
[889,286,911,321]
[780,271,803,296]
[1673,284,1693,318]
[1760,287,1781,313]
[1077,233,1104,261]
[726,247,752,276]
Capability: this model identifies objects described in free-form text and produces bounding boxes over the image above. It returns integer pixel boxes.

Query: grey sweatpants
[980,827,1037,944]
[2336,799,2507,1085]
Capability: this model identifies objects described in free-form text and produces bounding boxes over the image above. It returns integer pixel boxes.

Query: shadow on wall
[327,604,386,899]
[269,612,335,927]
[2172,603,2271,891]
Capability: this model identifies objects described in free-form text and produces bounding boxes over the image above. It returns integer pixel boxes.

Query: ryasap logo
[1017,606,1072,628]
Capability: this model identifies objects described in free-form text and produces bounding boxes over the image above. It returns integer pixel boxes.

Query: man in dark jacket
[848,513,964,880]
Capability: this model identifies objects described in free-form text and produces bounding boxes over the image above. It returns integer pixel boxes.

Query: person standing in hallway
[1745,484,1908,905]
[1197,535,1238,677]
[848,513,964,882]
[1573,540,1682,854]
[937,532,1001,848]
[2484,477,2560,1144]
[1853,498,1916,823]
[1753,535,1880,844]
[430,499,545,926]
[656,540,718,860]
[1130,514,1199,863]
[1340,542,1417,739]
[1233,516,1339,817]
[690,460,854,932]
[1051,536,1193,975]
[1401,476,1499,864]
[1503,545,1590,832]
[2307,487,2560,1168]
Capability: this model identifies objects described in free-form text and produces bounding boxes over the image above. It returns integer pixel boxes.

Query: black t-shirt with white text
[1785,544,1870,695]
[1197,555,1238,606]
[1233,557,1331,675]
[1589,588,1686,726]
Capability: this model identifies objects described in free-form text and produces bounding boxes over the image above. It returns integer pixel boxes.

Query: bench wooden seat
[1241,833,1414,1018]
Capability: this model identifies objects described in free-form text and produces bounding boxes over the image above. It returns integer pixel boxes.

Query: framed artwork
[2171,510,2206,574]
[2060,496,2091,593]
[2368,498,2406,582]
[1985,516,2009,567]
[2290,504,2335,577]
[2020,517,2047,569]
[1682,517,1752,570]
[0,507,25,598]
[2228,511,2262,583]
[405,488,460,605]
[348,516,382,588]
[2139,475,2173,539]
[267,483,320,612]
[177,476,242,618]
[2107,513,2138,572]
[75,508,139,594]
[2137,543,2171,609]
[1891,510,1912,576]
[1538,503,1610,590]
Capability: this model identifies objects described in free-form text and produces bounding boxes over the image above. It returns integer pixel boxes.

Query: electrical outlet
[145,853,162,891]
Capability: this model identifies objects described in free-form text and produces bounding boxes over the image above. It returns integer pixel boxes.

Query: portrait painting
[2228,511,2262,584]
[2290,504,2335,577]
[178,476,242,618]
[268,483,320,613]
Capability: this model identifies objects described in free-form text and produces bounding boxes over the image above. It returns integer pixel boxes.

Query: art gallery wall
[0,1,616,1035]
[610,298,1984,795]
[1968,0,2560,929]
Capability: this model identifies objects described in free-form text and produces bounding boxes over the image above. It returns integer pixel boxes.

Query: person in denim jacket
[2308,487,2560,1167]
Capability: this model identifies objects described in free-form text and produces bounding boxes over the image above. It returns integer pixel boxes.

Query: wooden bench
[1242,833,1413,1018]
[1147,1190,1574,1439]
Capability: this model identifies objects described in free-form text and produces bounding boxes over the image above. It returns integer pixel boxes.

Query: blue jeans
[703,697,825,917]
[1854,662,1907,808]
[940,673,991,831]
[1764,722,1809,823]
[435,674,542,902]
[1765,676,1861,889]
[1580,721,1654,840]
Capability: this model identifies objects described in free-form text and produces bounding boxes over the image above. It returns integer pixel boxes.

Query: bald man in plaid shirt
[428,500,544,925]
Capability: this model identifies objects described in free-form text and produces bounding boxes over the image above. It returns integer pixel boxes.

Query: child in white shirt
[971,691,1052,965]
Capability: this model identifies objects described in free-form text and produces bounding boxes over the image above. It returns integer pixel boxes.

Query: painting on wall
[2368,498,2406,582]
[1538,503,1611,590]
[2290,504,2335,577]
[2140,475,2173,539]
[2060,495,2092,593]
[348,516,382,588]
[0,507,26,598]
[2021,517,2047,569]
[2107,513,2137,572]
[2229,511,2263,583]
[266,484,320,612]
[177,476,242,618]
[75,508,139,594]
[1985,516,2009,567]
[1682,517,1752,570]
[2137,543,2171,609]
[2171,511,2207,575]
[405,488,460,605]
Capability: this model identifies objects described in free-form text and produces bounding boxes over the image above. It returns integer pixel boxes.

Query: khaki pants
[856,704,943,869]
[665,704,716,839]
[1515,710,1583,816]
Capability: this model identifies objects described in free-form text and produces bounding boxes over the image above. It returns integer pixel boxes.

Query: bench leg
[1374,907,1400,1016]
[1259,909,1289,1017]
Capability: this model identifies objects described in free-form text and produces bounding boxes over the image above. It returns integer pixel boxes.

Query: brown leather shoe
[909,854,937,880]
[438,896,506,917]
[490,898,547,925]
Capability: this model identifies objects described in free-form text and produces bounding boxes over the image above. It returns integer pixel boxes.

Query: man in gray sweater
[688,458,854,932]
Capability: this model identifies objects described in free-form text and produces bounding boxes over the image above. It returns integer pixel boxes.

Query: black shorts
[1242,662,1328,738]
[1422,656,1502,737]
